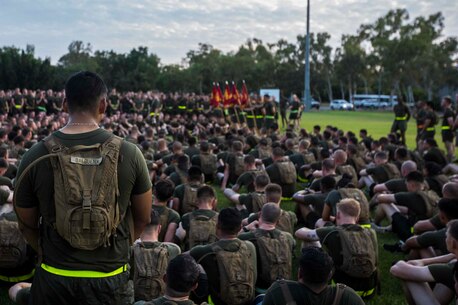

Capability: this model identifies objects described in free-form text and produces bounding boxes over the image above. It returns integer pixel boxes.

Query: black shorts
[391,120,407,133]
[391,212,413,241]
[29,266,132,305]
[442,131,454,143]
[304,211,320,229]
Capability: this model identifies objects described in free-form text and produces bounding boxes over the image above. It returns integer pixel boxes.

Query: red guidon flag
[240,80,249,107]
[210,82,219,108]
[216,83,223,107]
[223,81,232,108]
[231,81,241,106]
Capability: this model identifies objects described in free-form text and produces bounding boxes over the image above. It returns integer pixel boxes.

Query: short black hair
[197,185,216,203]
[166,254,200,293]
[321,175,337,192]
[217,208,242,235]
[299,247,334,284]
[244,155,255,165]
[65,71,107,113]
[154,179,175,202]
[439,198,458,221]
[188,166,202,181]
[405,171,424,183]
[255,174,270,188]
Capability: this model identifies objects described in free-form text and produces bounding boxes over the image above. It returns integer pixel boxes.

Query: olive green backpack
[15,134,123,250]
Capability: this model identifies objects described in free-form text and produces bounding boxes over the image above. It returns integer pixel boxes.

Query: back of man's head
[197,185,216,205]
[232,141,243,152]
[337,198,361,219]
[405,171,424,184]
[166,255,200,295]
[439,198,458,222]
[299,247,334,285]
[322,158,336,172]
[200,141,210,152]
[443,182,458,199]
[261,202,281,225]
[265,183,282,204]
[65,71,107,114]
[217,208,242,235]
[244,155,256,165]
[401,160,417,177]
[320,176,337,193]
[272,147,285,158]
[188,166,202,182]
[255,174,270,189]
[154,179,175,202]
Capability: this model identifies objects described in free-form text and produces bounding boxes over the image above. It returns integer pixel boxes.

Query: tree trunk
[348,77,353,103]
[340,81,345,99]
[327,73,333,102]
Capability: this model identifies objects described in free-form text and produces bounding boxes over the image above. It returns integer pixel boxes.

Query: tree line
[0,9,456,102]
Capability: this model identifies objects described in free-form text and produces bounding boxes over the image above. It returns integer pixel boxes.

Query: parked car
[330,99,354,110]
[301,98,320,110]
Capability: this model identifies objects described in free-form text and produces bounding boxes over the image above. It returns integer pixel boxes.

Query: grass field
[0,110,440,304]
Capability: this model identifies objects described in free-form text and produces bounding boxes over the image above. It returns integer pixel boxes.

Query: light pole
[304,0,311,112]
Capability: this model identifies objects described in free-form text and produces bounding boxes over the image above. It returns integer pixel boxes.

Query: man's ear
[99,98,107,114]
[63,98,68,113]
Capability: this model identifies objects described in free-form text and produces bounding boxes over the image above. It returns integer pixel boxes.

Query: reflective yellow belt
[178,106,186,110]
[426,127,435,131]
[0,269,35,282]
[246,115,255,119]
[14,104,22,109]
[149,112,156,116]
[360,223,371,229]
[395,116,407,121]
[442,126,451,130]
[290,110,298,113]
[282,197,293,201]
[41,263,128,278]
[265,115,275,119]
[187,109,194,112]
[240,112,246,115]
[256,115,264,119]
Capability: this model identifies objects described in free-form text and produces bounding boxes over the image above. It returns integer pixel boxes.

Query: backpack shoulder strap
[278,280,297,305]
[332,283,346,305]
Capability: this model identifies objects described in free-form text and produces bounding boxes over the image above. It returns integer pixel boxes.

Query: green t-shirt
[417,228,447,254]
[15,128,152,272]
[152,205,181,242]
[384,178,407,193]
[262,280,365,305]
[428,262,455,291]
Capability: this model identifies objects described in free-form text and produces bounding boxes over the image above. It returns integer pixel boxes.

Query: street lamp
[304,0,311,112]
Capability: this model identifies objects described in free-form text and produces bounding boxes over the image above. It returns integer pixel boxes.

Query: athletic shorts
[391,212,413,242]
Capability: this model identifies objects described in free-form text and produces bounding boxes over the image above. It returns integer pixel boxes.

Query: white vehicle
[330,99,354,110]
[353,94,398,108]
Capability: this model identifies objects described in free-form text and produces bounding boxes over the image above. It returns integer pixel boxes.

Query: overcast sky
[1,0,457,65]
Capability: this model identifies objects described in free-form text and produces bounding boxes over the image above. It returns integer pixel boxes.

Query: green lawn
[2,110,440,304]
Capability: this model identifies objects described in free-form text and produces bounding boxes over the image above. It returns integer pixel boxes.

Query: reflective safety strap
[426,127,435,131]
[149,112,156,116]
[0,269,35,282]
[41,263,128,278]
[282,197,293,201]
[297,176,309,183]
[356,287,376,298]
[37,106,47,112]
[178,106,186,109]
[442,126,451,130]
[15,104,22,109]
[208,295,215,305]
[187,109,194,112]
[246,115,255,119]
[331,280,375,298]
[290,110,298,113]
[395,116,407,120]
[265,115,275,119]
[256,115,264,119]
[360,224,371,229]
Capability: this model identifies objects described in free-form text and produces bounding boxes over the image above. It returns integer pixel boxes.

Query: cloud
[0,0,456,64]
